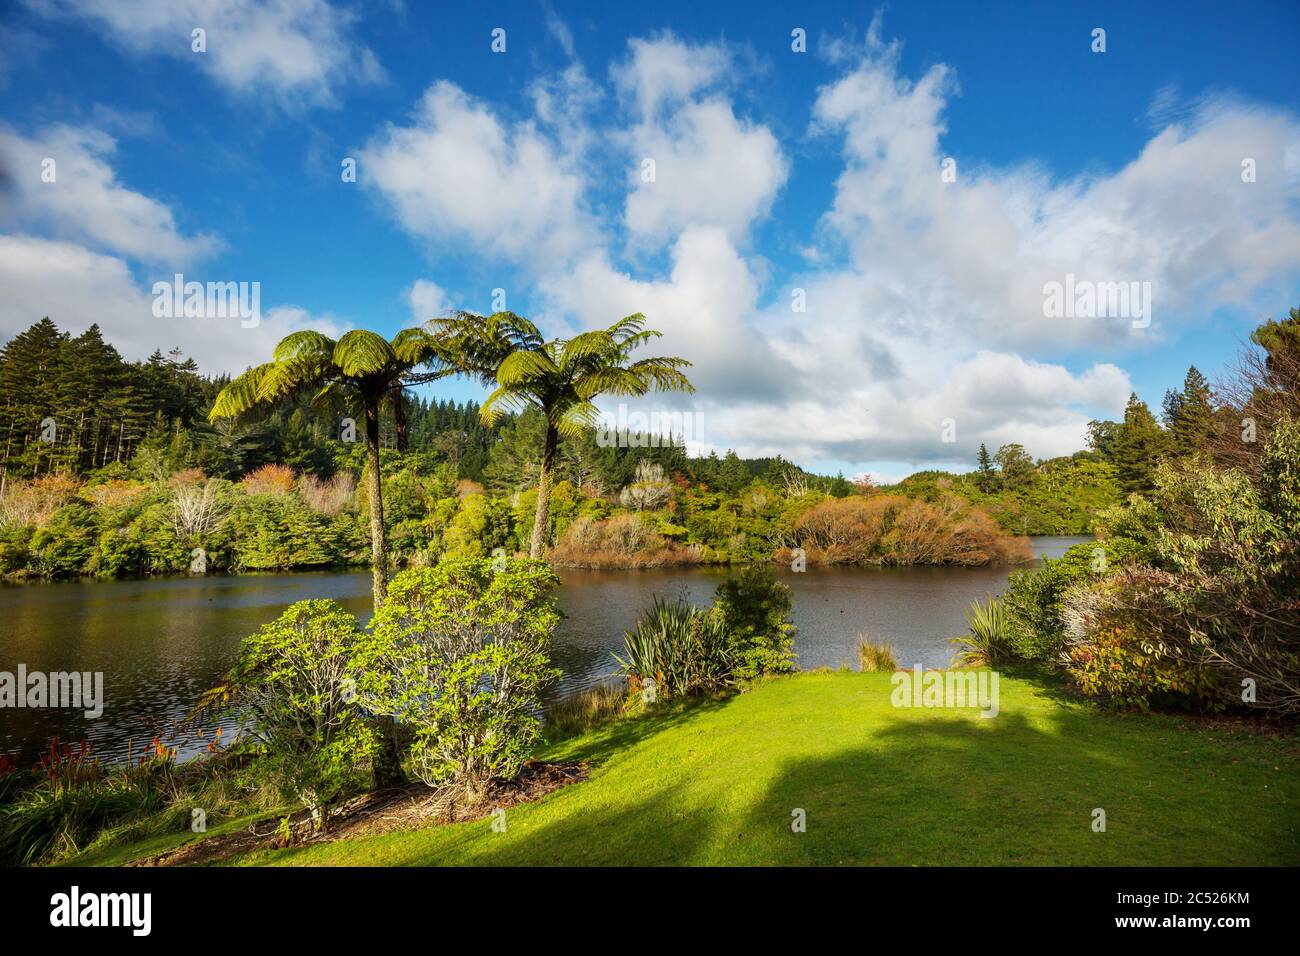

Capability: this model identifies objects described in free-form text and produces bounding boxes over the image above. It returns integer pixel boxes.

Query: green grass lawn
[196,670,1300,867]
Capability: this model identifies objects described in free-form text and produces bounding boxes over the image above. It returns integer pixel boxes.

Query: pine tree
[1162,366,1214,456]
[1113,393,1173,494]
[975,442,997,491]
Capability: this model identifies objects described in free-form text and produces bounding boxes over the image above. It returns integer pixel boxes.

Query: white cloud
[340,27,1300,469]
[0,124,220,266]
[617,36,788,247]
[25,0,382,107]
[361,81,595,270]
[809,41,1300,351]
[406,279,454,323]
[613,34,728,116]
[546,227,796,406]
[0,235,346,375]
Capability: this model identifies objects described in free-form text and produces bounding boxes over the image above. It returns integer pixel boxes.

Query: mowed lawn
[220,671,1299,867]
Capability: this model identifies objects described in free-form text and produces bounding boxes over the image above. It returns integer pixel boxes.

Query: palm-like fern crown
[208,329,453,424]
[429,311,694,438]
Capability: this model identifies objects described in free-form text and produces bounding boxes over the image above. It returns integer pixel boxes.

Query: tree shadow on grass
[739,707,1300,866]
[259,681,1299,867]
[542,693,733,766]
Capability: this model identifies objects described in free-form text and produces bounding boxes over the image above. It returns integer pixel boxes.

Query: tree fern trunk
[529,425,558,559]
[364,395,406,788]
[363,397,388,607]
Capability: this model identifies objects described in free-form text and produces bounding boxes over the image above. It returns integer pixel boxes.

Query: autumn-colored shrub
[780,495,1029,566]
[167,468,207,489]
[297,472,356,515]
[81,479,148,510]
[0,475,83,527]
[454,478,485,498]
[241,463,296,496]
[550,513,705,568]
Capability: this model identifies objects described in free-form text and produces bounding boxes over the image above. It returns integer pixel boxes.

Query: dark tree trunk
[363,394,406,789]
[529,424,558,559]
[364,397,388,608]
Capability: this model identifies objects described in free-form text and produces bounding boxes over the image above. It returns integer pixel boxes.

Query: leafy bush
[783,495,1030,566]
[1000,537,1147,662]
[361,557,561,798]
[549,512,704,568]
[1064,621,1225,712]
[712,563,797,679]
[226,600,375,829]
[1059,425,1299,713]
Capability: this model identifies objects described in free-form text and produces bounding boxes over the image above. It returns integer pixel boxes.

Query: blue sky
[1,0,1297,480]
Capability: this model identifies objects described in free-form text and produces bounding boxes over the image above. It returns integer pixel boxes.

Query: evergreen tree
[1112,393,1173,494]
[1162,366,1214,456]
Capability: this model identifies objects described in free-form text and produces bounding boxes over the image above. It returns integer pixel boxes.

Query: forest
[0,315,1212,578]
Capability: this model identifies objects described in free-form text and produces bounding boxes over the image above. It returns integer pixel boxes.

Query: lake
[0,536,1088,761]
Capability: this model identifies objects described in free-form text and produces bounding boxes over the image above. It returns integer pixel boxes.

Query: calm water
[0,536,1088,761]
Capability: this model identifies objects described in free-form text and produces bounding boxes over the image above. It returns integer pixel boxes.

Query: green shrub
[615,596,734,698]
[950,595,1011,666]
[1001,538,1147,662]
[226,600,375,829]
[361,557,560,798]
[712,563,797,679]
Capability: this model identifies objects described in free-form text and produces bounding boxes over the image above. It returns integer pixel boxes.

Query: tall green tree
[1112,393,1173,494]
[975,442,996,491]
[1162,366,1215,456]
[435,311,694,558]
[994,443,1036,488]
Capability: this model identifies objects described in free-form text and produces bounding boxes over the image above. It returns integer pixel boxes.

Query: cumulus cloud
[546,227,796,407]
[406,279,454,323]
[24,0,383,107]
[332,25,1300,469]
[0,124,221,266]
[616,35,788,247]
[361,81,596,270]
[809,35,1300,350]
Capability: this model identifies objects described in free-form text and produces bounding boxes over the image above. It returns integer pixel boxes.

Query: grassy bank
[73,671,1299,867]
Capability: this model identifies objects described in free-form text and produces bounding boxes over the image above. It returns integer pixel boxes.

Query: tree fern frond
[208,364,275,422]
[498,349,558,386]
[334,330,397,377]
[273,330,335,364]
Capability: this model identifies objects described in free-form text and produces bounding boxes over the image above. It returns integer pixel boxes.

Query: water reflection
[0,536,1089,761]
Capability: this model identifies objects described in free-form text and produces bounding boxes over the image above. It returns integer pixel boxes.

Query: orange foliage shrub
[240,463,296,495]
[167,468,207,488]
[778,495,1030,567]
[82,479,149,509]
[549,514,704,568]
[454,478,485,498]
[297,472,357,515]
[0,475,83,527]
